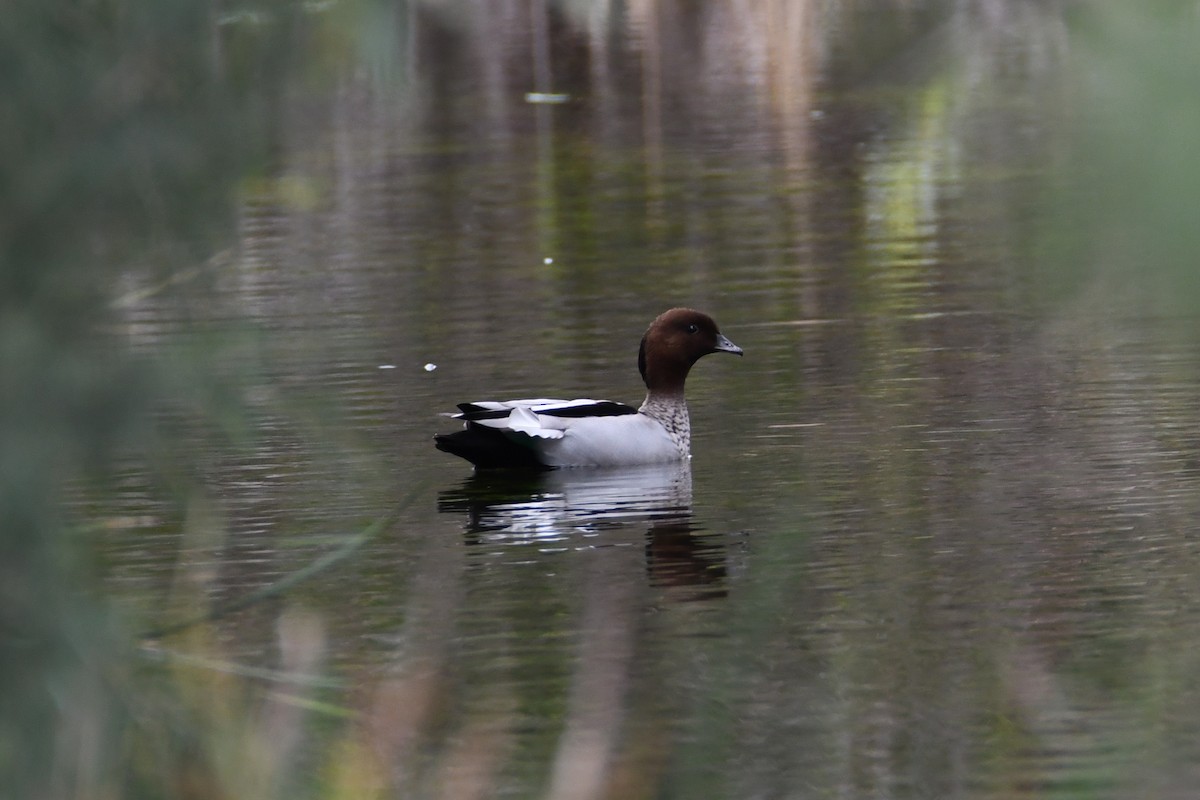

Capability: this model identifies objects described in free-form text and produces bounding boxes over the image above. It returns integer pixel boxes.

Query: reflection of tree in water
[434,461,731,797]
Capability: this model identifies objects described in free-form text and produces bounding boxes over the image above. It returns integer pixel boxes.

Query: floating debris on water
[525,92,570,104]
[424,363,438,372]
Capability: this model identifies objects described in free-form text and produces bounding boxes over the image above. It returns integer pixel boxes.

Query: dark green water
[52,1,1200,797]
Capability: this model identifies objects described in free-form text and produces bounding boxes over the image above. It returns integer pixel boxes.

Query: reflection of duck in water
[438,462,695,535]
[435,309,742,469]
[645,518,726,599]
[437,463,727,598]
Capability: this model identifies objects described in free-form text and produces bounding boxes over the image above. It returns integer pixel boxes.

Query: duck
[434,308,743,469]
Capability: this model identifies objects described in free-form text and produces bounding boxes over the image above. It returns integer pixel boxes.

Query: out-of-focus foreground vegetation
[3,1,1200,797]
[1,2,306,797]
[1059,2,1200,312]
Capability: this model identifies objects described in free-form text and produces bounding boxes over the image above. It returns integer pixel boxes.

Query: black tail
[434,426,549,470]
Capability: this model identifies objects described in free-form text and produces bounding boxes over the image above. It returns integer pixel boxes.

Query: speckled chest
[638,395,691,456]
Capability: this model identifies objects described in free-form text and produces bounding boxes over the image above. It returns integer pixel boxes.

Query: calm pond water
[91,2,1200,797]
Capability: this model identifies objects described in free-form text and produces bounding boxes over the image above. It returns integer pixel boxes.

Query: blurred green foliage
[0,1,297,795]
[1055,2,1200,310]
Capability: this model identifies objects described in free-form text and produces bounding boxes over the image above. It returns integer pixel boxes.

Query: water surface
[93,2,1200,797]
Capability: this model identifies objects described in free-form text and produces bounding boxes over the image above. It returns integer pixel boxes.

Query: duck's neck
[639,391,691,456]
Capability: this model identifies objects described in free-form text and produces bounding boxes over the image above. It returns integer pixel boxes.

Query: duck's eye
[685,323,699,334]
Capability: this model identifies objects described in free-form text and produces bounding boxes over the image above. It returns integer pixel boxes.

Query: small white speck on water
[544,257,554,265]
[424,363,438,372]
[378,364,396,370]
[525,92,570,104]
